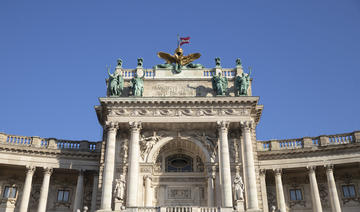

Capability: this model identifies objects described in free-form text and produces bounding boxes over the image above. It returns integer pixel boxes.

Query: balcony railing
[258,131,359,151]
[0,132,100,153]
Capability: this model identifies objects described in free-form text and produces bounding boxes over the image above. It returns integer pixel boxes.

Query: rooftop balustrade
[258,131,360,151]
[0,132,101,153]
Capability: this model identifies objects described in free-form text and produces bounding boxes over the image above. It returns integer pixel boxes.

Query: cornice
[0,143,100,160]
[258,143,360,160]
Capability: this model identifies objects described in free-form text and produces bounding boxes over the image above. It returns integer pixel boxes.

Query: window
[342,185,356,198]
[57,190,70,202]
[2,186,17,198]
[165,154,193,172]
[289,189,303,201]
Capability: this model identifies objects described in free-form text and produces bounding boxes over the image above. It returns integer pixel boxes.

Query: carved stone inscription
[168,187,191,199]
[152,85,195,97]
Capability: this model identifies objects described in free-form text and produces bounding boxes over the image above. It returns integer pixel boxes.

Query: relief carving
[168,188,191,199]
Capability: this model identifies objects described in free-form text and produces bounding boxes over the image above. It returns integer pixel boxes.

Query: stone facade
[0,64,359,212]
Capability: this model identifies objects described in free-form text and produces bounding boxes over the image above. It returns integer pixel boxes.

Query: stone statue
[236,58,242,67]
[212,73,228,96]
[131,75,144,97]
[83,206,88,212]
[215,57,221,67]
[137,58,143,68]
[235,69,251,96]
[140,135,160,159]
[114,175,126,200]
[233,173,244,200]
[107,66,124,97]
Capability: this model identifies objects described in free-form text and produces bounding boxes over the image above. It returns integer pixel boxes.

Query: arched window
[165,154,193,172]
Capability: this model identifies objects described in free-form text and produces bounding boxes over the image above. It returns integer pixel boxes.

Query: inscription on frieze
[168,187,191,199]
[152,85,195,97]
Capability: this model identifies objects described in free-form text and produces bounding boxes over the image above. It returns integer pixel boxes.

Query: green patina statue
[235,69,251,96]
[153,63,173,69]
[131,75,144,97]
[107,66,124,97]
[236,58,242,67]
[117,59,123,68]
[186,63,204,69]
[137,58,143,68]
[215,57,221,67]
[212,73,228,96]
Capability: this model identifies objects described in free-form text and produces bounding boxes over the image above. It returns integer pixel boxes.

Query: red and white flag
[180,37,190,46]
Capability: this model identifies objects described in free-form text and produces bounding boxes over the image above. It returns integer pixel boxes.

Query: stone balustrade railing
[258,131,360,151]
[137,207,218,212]
[0,132,100,153]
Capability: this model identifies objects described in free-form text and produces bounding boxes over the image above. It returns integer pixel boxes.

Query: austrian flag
[180,37,190,46]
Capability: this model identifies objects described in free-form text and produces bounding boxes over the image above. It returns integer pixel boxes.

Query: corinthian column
[19,166,36,212]
[90,173,99,212]
[307,166,322,212]
[37,167,53,212]
[326,165,341,212]
[127,122,141,207]
[144,175,152,207]
[217,121,233,208]
[100,123,118,210]
[274,169,286,212]
[73,170,84,212]
[241,121,259,210]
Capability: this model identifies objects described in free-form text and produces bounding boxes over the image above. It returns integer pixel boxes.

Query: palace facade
[0,60,359,212]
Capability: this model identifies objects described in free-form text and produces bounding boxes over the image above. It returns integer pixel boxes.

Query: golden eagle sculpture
[156,36,202,73]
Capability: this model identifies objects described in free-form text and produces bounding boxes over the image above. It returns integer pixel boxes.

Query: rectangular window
[342,185,356,198]
[57,190,70,202]
[2,186,16,198]
[289,189,303,201]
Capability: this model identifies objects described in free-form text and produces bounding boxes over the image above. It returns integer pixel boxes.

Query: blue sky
[0,0,359,141]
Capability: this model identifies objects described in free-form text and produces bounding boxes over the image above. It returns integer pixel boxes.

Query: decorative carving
[140,134,160,160]
[129,122,141,132]
[273,168,282,176]
[240,121,253,132]
[168,188,191,199]
[106,122,118,132]
[217,121,229,131]
[43,167,53,176]
[196,156,204,172]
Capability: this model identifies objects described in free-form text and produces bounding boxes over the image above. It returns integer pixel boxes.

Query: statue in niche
[131,74,144,97]
[212,72,228,96]
[235,68,251,96]
[114,174,126,201]
[196,156,204,172]
[233,173,244,200]
[107,66,124,97]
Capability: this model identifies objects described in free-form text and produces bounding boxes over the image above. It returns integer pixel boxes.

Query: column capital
[259,169,266,176]
[25,165,36,175]
[143,175,152,181]
[77,169,85,175]
[105,122,118,132]
[129,121,142,132]
[307,165,316,173]
[216,121,229,131]
[43,167,53,176]
[325,164,334,172]
[240,120,254,131]
[273,168,282,175]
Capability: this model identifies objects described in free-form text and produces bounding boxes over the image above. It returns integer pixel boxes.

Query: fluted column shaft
[326,165,341,212]
[207,169,216,207]
[217,121,233,207]
[19,166,36,212]
[100,123,118,210]
[73,170,84,212]
[259,169,269,212]
[127,122,141,207]
[144,175,152,207]
[90,173,99,212]
[37,167,53,212]
[274,169,286,212]
[242,121,259,210]
[308,166,322,212]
